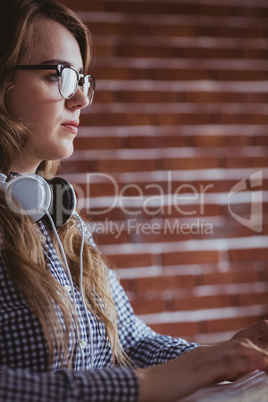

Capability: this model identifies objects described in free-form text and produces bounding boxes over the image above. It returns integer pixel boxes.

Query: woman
[0,0,267,400]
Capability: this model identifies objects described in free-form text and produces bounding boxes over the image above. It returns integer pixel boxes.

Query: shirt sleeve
[108,269,199,368]
[0,365,139,402]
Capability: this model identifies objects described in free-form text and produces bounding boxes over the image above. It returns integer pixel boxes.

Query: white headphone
[0,172,76,226]
[0,173,51,221]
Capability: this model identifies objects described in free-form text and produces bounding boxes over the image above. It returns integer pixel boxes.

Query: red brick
[91,21,144,36]
[129,136,185,149]
[118,44,177,59]
[192,134,247,147]
[150,24,197,37]
[81,112,153,127]
[162,250,220,266]
[77,181,119,198]
[164,203,220,218]
[185,91,238,103]
[91,67,146,81]
[229,248,268,262]
[121,90,176,104]
[93,230,128,245]
[136,275,196,292]
[180,47,240,59]
[104,253,154,269]
[157,112,212,126]
[243,48,268,59]
[82,207,161,222]
[226,156,268,169]
[131,298,166,315]
[238,292,268,307]
[162,156,218,170]
[200,270,259,286]
[217,70,268,81]
[190,180,240,193]
[96,158,155,172]
[154,68,209,81]
[60,160,91,174]
[254,136,268,147]
[238,93,268,103]
[206,316,267,334]
[132,226,192,244]
[220,113,268,125]
[199,224,256,240]
[172,294,233,311]
[93,90,115,103]
[119,278,133,292]
[263,202,268,214]
[150,322,199,337]
[211,26,268,38]
[74,136,122,150]
[221,202,252,219]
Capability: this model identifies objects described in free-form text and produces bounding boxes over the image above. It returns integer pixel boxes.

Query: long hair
[0,0,127,368]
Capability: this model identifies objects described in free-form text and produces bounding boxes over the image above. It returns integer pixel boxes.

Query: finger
[231,338,268,355]
[233,320,268,343]
[211,340,268,378]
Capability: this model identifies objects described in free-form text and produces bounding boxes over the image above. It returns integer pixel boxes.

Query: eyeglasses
[15,64,95,105]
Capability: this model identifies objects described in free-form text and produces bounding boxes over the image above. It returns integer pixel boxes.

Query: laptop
[181,370,268,401]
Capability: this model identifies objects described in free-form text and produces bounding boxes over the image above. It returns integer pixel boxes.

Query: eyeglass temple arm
[15,65,59,71]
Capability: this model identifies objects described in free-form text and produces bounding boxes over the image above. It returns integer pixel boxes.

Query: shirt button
[39,234,46,243]
[81,340,87,350]
[64,285,72,293]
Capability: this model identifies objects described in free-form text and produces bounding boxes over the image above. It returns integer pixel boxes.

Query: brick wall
[59,0,268,344]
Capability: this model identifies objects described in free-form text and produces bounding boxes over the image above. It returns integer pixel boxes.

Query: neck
[10,156,42,175]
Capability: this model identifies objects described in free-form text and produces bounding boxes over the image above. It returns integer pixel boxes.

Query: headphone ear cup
[5,174,52,221]
[47,177,76,227]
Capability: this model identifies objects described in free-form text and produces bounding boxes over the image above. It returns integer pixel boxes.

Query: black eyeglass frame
[15,64,95,103]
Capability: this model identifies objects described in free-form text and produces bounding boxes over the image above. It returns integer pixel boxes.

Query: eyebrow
[40,59,84,73]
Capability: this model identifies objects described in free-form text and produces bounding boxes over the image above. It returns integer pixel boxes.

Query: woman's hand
[231,320,268,350]
[136,338,268,402]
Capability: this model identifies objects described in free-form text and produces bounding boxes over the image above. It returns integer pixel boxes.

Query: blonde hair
[0,0,128,368]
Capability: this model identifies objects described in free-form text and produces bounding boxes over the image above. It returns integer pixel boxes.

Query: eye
[44,73,59,83]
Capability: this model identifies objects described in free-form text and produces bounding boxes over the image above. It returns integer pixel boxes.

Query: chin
[55,144,74,161]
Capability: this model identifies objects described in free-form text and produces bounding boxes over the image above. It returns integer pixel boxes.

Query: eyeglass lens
[60,68,77,99]
[60,67,94,103]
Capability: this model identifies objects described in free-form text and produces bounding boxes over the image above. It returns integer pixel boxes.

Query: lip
[61,120,79,135]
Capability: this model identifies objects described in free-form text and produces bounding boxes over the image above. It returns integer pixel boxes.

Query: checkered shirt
[0,217,198,401]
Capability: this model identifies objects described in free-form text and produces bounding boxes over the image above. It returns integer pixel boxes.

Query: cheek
[6,83,36,121]
[6,76,54,122]
[7,86,58,129]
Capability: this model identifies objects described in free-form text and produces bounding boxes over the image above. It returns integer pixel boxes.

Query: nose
[66,87,89,110]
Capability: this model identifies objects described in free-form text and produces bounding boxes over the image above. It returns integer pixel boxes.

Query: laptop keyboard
[181,370,268,401]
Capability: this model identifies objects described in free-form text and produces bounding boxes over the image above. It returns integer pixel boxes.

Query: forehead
[28,18,83,70]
